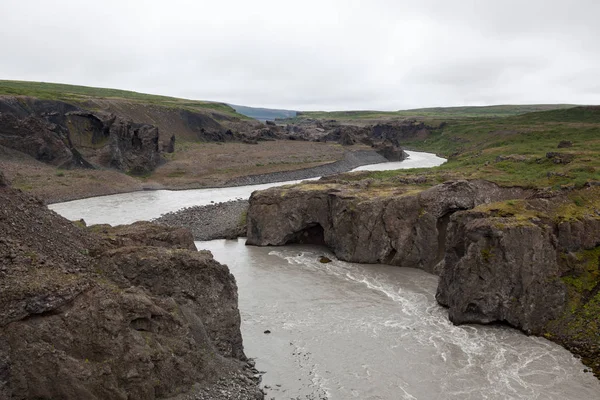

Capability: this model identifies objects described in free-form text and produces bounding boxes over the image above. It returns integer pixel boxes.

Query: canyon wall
[246,179,600,376]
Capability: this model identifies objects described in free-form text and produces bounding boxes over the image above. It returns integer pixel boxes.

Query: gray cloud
[0,0,599,110]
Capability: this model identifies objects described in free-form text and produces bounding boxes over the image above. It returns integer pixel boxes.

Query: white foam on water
[262,246,600,399]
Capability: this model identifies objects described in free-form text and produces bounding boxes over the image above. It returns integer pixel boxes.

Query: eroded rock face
[0,113,76,167]
[105,118,162,175]
[0,183,260,399]
[373,140,407,161]
[435,211,567,334]
[246,180,530,273]
[0,97,164,174]
[434,197,600,377]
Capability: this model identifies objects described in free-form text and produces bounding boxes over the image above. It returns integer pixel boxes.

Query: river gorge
[48,151,600,399]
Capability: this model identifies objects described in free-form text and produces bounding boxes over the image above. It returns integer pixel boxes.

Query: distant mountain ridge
[229,104,296,121]
[295,104,581,120]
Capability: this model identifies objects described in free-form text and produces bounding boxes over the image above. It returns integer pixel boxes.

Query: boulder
[558,140,573,148]
[546,152,574,164]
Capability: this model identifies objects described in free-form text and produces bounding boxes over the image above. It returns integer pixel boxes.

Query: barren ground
[0,141,367,203]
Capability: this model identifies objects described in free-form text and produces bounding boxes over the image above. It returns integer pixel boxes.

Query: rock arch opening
[284,223,325,245]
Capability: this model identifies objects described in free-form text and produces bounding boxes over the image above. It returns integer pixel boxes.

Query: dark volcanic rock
[0,97,164,174]
[105,118,162,175]
[374,140,407,161]
[546,151,574,164]
[65,110,163,175]
[339,131,356,146]
[371,121,431,142]
[435,211,566,333]
[0,113,77,167]
[558,140,573,148]
[434,195,600,376]
[246,180,530,273]
[0,182,262,399]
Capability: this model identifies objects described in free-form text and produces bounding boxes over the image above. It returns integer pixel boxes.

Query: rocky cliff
[0,172,263,399]
[247,179,530,273]
[0,97,170,175]
[436,193,600,376]
[281,119,418,160]
[246,178,600,376]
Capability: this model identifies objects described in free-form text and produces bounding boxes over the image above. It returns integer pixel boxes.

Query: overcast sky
[1,0,599,111]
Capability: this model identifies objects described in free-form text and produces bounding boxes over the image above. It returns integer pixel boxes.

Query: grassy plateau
[0,80,245,119]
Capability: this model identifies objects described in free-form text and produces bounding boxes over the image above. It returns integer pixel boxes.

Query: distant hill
[0,80,244,118]
[405,104,579,117]
[229,104,296,121]
[0,80,262,144]
[296,104,580,121]
[512,105,600,123]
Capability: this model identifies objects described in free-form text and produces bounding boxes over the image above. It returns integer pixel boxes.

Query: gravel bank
[224,149,387,186]
[154,200,249,241]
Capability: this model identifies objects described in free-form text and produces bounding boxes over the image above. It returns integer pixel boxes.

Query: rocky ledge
[246,179,531,273]
[245,178,600,377]
[0,171,263,399]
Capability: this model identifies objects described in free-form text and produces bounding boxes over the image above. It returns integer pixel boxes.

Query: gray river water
[49,150,600,399]
[198,241,600,400]
[48,150,445,225]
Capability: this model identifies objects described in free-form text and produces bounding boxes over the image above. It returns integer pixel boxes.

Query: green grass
[343,106,600,189]
[290,104,578,122]
[544,246,600,376]
[0,80,247,119]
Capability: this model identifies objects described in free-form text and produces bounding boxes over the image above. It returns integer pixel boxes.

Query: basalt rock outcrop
[0,112,90,168]
[436,196,600,329]
[246,179,530,274]
[0,97,164,174]
[373,140,406,161]
[435,193,600,376]
[435,209,567,333]
[275,119,423,161]
[0,178,262,399]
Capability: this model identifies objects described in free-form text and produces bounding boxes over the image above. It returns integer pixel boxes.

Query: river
[47,150,445,225]
[49,150,600,399]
